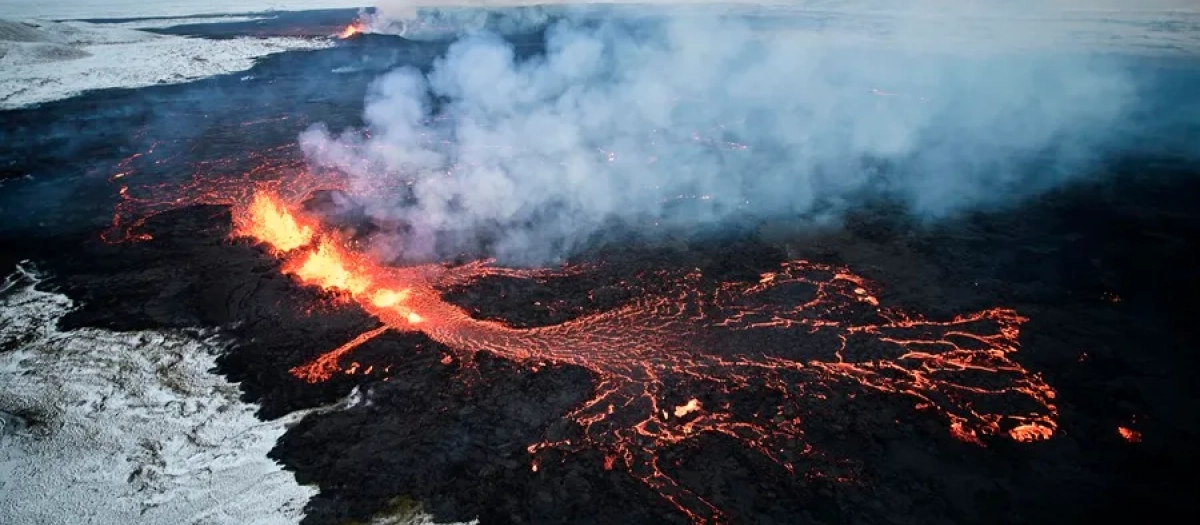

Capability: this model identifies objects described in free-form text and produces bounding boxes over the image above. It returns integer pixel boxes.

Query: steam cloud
[361,1,554,40]
[302,3,1148,265]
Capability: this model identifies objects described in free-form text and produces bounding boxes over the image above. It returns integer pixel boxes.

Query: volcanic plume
[108,167,1057,523]
[300,9,1142,266]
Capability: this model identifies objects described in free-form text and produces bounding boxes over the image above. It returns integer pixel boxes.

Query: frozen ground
[2,1,368,20]
[0,19,333,110]
[0,263,474,524]
[108,15,274,30]
[0,264,315,524]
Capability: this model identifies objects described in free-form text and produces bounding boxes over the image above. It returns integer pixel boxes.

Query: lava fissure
[110,174,1058,523]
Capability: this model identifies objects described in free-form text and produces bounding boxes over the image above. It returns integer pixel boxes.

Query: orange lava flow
[674,399,702,418]
[1118,426,1142,443]
[111,173,1060,524]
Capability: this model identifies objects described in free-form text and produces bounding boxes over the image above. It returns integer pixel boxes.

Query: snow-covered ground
[0,264,317,524]
[108,15,275,30]
[2,1,368,20]
[0,19,333,110]
[0,263,476,524]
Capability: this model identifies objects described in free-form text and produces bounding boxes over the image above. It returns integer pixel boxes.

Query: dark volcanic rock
[7,183,1198,525]
[443,238,787,328]
[278,354,627,525]
[3,24,1200,525]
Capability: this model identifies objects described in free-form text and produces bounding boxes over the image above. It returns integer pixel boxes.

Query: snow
[110,15,275,30]
[2,1,369,21]
[0,264,316,524]
[0,19,333,110]
[0,263,475,524]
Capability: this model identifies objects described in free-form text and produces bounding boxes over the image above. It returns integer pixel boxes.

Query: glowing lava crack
[111,175,1058,524]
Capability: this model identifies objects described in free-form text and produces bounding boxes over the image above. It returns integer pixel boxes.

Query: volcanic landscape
[3,5,1200,525]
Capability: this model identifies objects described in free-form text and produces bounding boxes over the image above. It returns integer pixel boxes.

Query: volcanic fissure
[107,167,1057,523]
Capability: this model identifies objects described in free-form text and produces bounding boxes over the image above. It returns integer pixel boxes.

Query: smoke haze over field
[300,3,1196,264]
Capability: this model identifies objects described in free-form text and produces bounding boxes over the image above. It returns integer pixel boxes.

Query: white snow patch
[2,1,368,21]
[0,264,316,524]
[0,263,475,525]
[0,19,332,110]
[110,15,276,30]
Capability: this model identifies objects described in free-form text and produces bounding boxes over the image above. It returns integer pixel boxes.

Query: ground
[2,7,1200,525]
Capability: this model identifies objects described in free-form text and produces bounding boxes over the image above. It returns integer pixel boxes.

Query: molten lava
[1118,426,1142,443]
[237,192,314,252]
[338,20,365,39]
[674,399,702,418]
[110,170,1060,524]
[288,240,373,295]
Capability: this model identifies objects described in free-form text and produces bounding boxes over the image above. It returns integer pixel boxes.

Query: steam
[361,1,555,40]
[303,4,1148,265]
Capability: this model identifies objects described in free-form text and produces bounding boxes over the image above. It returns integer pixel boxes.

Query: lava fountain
[109,169,1058,523]
[338,19,366,39]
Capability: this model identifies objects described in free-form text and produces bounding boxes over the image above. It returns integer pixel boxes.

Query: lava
[674,399,702,418]
[110,171,1059,523]
[338,20,366,39]
[237,192,314,252]
[1118,426,1142,443]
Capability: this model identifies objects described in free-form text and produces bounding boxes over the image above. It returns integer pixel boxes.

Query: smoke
[302,3,1153,265]
[361,1,556,40]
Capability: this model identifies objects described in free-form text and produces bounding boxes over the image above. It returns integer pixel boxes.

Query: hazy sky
[4,1,1198,20]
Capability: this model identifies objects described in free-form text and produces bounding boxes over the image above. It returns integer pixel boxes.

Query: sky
[4,1,1198,21]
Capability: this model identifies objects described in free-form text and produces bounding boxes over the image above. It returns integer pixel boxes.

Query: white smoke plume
[303,2,1166,265]
[361,1,555,40]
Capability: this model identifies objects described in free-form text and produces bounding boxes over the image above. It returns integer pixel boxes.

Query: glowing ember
[112,175,1060,523]
[1118,426,1142,443]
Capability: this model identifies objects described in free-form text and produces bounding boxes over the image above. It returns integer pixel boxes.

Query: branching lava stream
[110,170,1058,524]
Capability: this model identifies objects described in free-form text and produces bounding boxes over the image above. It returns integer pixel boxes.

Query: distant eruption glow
[338,20,365,39]
[110,168,1059,523]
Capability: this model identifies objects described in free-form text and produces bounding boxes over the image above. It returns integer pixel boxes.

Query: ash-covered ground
[3,8,1200,525]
